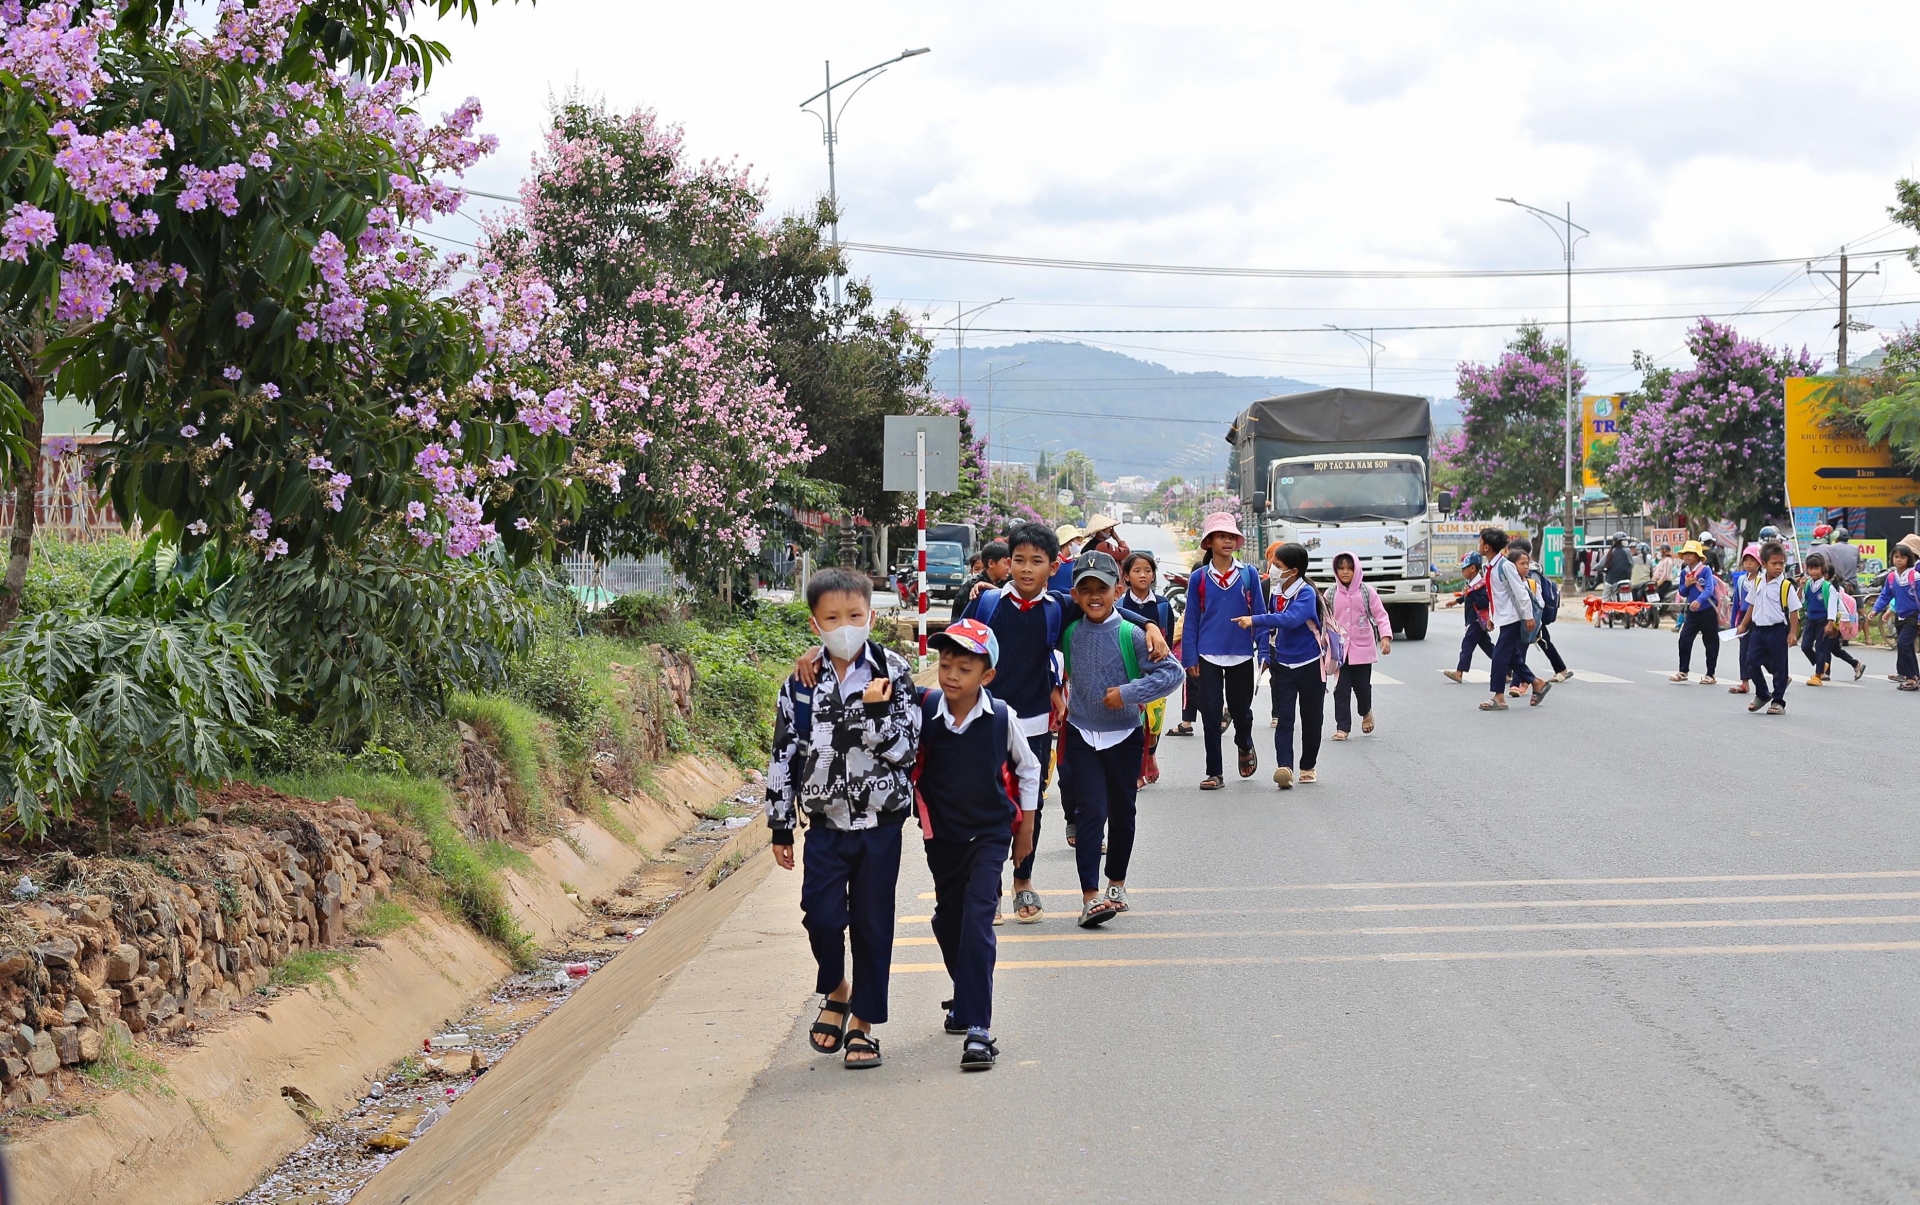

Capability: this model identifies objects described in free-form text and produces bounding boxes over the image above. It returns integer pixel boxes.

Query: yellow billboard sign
[1784,377,1920,508]
[1581,394,1621,489]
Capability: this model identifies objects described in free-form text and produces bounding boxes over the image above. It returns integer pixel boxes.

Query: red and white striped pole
[916,428,929,663]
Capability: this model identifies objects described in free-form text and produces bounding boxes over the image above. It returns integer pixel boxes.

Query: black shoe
[961,1031,998,1071]
[941,999,967,1035]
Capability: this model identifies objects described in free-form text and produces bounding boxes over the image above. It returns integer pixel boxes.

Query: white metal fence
[559,553,682,598]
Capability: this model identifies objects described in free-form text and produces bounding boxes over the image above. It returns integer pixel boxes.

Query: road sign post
[883,415,962,666]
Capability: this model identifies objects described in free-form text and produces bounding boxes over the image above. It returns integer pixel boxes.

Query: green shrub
[448,692,560,833]
[601,590,685,634]
[19,534,138,617]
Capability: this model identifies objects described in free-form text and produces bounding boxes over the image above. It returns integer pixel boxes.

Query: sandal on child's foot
[941,999,968,1035]
[1669,672,1689,682]
[1748,698,1766,712]
[1766,702,1785,715]
[1552,670,1575,683]
[1170,722,1194,737]
[843,1030,882,1068]
[1902,680,1920,691]
[1104,883,1129,912]
[1077,898,1121,928]
[809,997,851,1054]
[1014,889,1043,923]
[1238,747,1258,778]
[1298,768,1317,784]
[1064,822,1077,847]
[992,910,1004,927]
[1361,712,1375,734]
[1855,663,1868,681]
[1199,775,1224,790]
[1530,681,1552,706]
[1273,766,1293,789]
[1728,683,1749,694]
[1700,676,1717,685]
[960,1031,998,1071]
[1331,730,1349,741]
[1479,699,1508,711]
[1443,669,1464,682]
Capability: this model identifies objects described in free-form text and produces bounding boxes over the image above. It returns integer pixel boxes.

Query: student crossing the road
[1736,541,1799,715]
[1873,541,1920,690]
[1442,552,1495,683]
[1670,540,1722,685]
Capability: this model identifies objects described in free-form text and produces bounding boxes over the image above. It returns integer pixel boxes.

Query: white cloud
[421,0,1920,395]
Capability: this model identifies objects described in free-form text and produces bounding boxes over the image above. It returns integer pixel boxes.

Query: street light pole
[981,358,1026,518]
[1498,197,1590,591]
[800,48,930,308]
[1325,324,1383,391]
[938,296,1013,407]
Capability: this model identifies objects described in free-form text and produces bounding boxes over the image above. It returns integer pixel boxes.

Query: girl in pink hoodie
[1327,551,1393,739]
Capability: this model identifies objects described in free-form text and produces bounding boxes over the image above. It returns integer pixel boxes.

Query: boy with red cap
[916,618,1042,1069]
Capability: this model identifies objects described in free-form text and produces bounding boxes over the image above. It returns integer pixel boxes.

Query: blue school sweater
[1117,589,1174,636]
[1875,568,1920,618]
[1247,579,1322,666]
[1180,562,1261,668]
[1678,564,1718,611]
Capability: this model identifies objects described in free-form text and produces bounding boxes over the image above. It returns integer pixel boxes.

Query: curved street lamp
[800,48,931,307]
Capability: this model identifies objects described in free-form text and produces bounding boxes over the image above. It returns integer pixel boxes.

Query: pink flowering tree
[1607,319,1818,530]
[0,0,576,637]
[485,99,816,586]
[1450,324,1584,542]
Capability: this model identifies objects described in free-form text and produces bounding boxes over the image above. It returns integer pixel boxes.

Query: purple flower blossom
[235,310,254,328]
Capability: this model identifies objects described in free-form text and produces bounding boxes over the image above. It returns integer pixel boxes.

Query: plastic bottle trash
[427,1033,471,1051]
[724,815,751,829]
[367,1081,384,1099]
[630,925,647,937]
[411,1103,449,1138]
[565,962,592,978]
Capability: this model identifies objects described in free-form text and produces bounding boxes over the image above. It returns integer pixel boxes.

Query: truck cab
[1229,387,1436,641]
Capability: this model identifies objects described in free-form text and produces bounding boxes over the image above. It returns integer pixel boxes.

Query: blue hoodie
[1180,561,1262,667]
[1247,575,1322,666]
[1678,562,1718,611]
[1876,567,1920,618]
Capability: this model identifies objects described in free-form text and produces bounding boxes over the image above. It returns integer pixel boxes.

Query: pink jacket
[1328,551,1392,664]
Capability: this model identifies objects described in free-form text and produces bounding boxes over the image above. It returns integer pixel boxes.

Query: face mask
[820,623,870,661]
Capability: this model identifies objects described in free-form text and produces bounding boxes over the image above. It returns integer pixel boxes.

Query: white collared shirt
[1745,571,1800,626]
[1201,558,1253,667]
[931,689,1042,811]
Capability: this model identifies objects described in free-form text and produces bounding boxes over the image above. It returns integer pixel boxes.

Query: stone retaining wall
[1,796,427,1111]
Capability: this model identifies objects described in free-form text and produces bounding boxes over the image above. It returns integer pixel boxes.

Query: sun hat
[1740,542,1762,564]
[1898,533,1920,558]
[1085,514,1120,535]
[928,618,1000,666]
[1054,523,1084,546]
[1679,540,1705,558]
[1199,511,1242,543]
[1070,550,1121,588]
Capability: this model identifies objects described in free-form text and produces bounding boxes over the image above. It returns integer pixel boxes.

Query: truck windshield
[1269,458,1426,522]
[926,542,965,566]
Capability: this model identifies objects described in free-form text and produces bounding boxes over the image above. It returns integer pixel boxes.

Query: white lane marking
[896,940,1920,973]
[914,869,1920,903]
[1440,669,1491,683]
[893,914,1920,947]
[1370,672,1404,685]
[1571,671,1627,682]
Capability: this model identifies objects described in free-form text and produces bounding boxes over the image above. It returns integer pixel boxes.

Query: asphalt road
[691,616,1920,1205]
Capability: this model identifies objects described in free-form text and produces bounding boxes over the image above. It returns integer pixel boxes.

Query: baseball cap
[928,618,999,666]
[1070,549,1121,588]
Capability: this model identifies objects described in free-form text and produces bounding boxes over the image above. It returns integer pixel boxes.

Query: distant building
[1106,475,1157,500]
[0,397,119,540]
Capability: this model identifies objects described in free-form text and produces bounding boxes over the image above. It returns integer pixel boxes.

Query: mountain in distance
[929,340,1321,481]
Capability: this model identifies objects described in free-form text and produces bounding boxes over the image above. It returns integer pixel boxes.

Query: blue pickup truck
[923,540,968,602]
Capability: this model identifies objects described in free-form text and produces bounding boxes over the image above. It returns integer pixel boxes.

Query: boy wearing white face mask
[766,567,922,1069]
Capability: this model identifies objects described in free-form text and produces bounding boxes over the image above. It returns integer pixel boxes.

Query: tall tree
[1450,324,1583,540]
[1607,319,1817,530]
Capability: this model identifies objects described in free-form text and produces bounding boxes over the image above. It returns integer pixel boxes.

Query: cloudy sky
[420,1,1920,398]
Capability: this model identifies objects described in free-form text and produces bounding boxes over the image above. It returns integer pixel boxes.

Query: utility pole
[799,48,931,308]
[981,358,1026,518]
[939,297,1013,404]
[1807,247,1878,373]
[1499,198,1589,591]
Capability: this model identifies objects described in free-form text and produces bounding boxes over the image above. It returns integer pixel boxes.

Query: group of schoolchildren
[764,524,1183,1073]
[1440,528,1572,709]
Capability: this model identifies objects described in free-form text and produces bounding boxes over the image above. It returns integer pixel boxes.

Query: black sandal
[1169,722,1194,737]
[809,997,850,1054]
[1237,746,1257,778]
[961,1033,998,1071]
[941,999,967,1035]
[843,1030,882,1068]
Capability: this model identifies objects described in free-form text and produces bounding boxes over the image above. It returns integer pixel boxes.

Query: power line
[847,240,1913,281]
[946,296,1920,336]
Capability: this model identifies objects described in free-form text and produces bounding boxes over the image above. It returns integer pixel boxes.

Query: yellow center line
[891,940,1920,973]
[913,869,1920,901]
[897,889,1920,925]
[890,914,1920,946]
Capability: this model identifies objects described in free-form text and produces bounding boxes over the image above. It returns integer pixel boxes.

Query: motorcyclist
[1601,534,1635,598]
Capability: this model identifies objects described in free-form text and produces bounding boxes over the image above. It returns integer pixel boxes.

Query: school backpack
[971,586,1063,649]
[1832,585,1861,640]
[908,688,1015,842]
[1528,571,1561,625]
[1710,575,1732,627]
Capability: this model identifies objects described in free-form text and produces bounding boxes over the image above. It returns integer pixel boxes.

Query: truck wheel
[1393,605,1429,641]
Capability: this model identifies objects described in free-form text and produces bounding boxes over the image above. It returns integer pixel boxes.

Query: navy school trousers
[1061,726,1145,892]
[925,833,1012,1032]
[1457,622,1495,672]
[799,823,902,1024]
[1010,730,1052,882]
[1749,623,1791,706]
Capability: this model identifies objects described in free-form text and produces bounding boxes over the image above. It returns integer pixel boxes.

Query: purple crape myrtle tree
[1449,323,1584,544]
